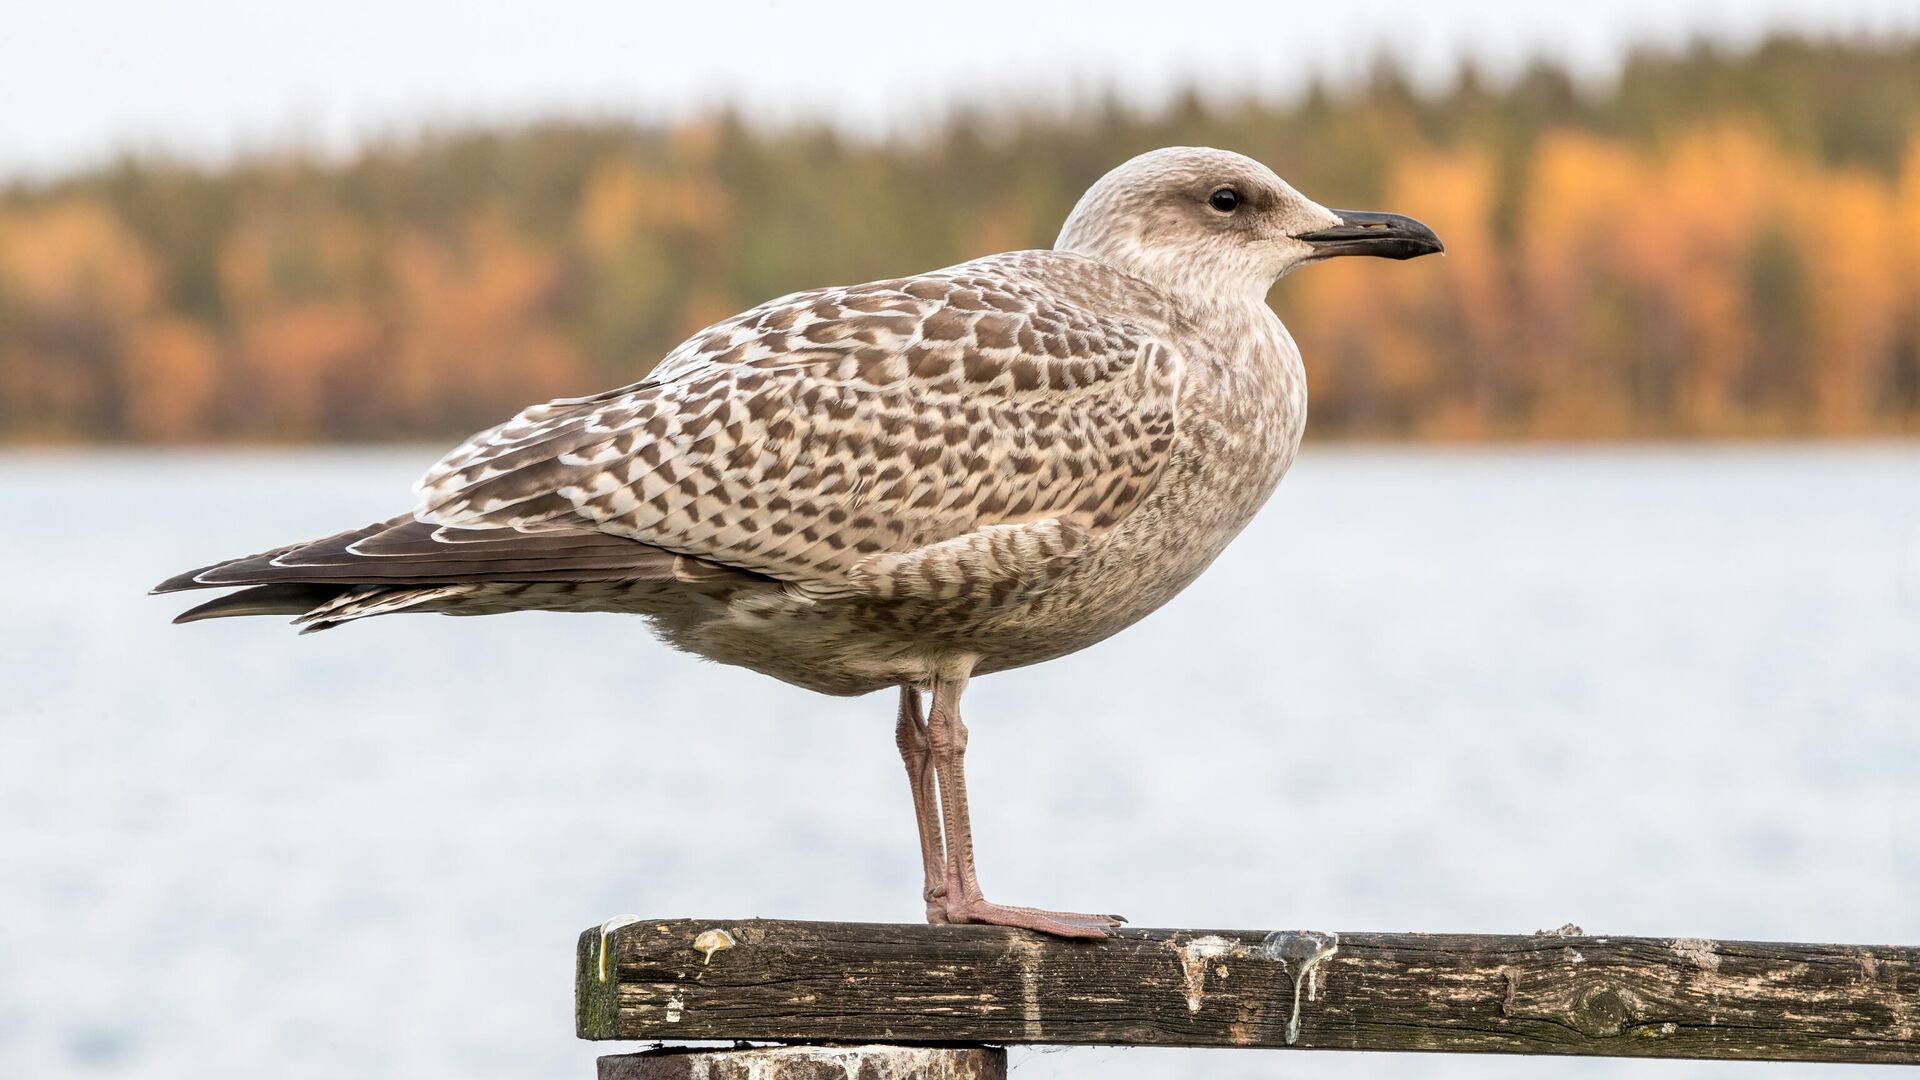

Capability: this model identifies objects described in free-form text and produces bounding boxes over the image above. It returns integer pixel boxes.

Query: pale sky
[2,0,1915,179]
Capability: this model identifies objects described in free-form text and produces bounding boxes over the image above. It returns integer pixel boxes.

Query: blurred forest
[1,34,1917,443]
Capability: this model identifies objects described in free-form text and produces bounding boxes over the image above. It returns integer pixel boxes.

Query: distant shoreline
[3,35,1916,444]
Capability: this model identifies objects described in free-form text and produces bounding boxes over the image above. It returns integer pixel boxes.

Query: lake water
[2,445,1917,1080]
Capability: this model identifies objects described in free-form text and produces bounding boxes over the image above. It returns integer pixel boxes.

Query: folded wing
[412,260,1184,598]
[156,255,1185,617]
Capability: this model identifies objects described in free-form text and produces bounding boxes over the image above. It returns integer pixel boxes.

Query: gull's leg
[925,671,1126,939]
[894,685,949,923]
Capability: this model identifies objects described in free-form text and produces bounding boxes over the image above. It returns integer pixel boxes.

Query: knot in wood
[1570,984,1637,1038]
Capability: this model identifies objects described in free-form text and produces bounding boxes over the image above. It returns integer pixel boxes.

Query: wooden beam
[599,1046,1005,1080]
[577,919,1919,1064]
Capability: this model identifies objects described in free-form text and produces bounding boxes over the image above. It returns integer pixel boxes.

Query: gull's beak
[1295,210,1444,260]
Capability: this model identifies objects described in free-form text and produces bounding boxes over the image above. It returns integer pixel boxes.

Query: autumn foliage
[1,36,1916,442]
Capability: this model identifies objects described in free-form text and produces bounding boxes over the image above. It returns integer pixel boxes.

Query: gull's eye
[1208,187,1240,213]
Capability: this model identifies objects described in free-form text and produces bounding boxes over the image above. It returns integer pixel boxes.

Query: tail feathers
[293,584,477,634]
[172,583,352,624]
[156,515,778,631]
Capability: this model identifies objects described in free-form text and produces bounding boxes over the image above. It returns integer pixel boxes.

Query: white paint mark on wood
[695,928,735,965]
[1011,937,1045,1040]
[665,994,684,1023]
[597,914,644,982]
[1261,930,1339,1046]
[1171,935,1238,1014]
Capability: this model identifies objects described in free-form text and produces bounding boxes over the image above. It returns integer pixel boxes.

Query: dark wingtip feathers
[169,583,352,624]
[152,567,218,594]
[156,515,708,627]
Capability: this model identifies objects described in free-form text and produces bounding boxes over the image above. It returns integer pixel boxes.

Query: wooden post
[598,1045,1005,1080]
[578,918,1919,1065]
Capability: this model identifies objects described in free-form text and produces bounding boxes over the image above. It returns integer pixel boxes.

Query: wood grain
[598,1046,1005,1080]
[576,919,1918,1064]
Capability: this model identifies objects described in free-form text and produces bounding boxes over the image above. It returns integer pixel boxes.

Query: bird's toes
[941,898,1121,940]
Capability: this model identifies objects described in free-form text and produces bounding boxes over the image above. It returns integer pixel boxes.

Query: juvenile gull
[156,147,1441,938]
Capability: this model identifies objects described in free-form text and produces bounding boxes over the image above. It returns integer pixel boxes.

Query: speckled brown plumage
[156,147,1442,937]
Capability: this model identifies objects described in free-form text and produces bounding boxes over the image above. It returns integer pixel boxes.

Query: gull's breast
[960,312,1310,673]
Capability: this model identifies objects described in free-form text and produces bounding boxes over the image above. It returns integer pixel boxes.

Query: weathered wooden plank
[576,918,1919,1064]
[598,1045,1005,1080]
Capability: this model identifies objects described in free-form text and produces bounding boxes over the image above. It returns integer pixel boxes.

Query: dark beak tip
[1300,209,1445,261]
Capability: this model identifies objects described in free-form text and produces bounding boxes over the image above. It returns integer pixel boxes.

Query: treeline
[1,34,1917,442]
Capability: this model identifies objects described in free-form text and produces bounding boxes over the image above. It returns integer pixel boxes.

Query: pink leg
[923,671,1126,939]
[894,686,948,922]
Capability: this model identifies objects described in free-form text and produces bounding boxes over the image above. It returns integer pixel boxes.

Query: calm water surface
[2,445,1917,1080]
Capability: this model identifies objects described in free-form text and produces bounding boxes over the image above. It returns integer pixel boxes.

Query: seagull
[156,147,1441,938]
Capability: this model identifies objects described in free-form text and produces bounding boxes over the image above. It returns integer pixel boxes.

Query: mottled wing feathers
[413,253,1184,597]
[157,252,1187,619]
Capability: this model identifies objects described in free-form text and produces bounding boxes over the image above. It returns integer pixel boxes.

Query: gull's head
[1055,146,1443,303]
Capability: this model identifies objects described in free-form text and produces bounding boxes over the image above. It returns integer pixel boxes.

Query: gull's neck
[1056,242,1274,320]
